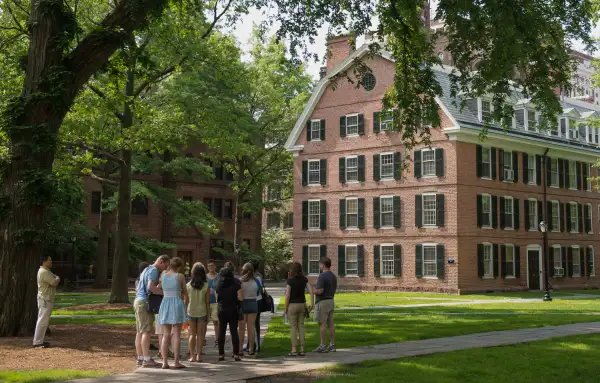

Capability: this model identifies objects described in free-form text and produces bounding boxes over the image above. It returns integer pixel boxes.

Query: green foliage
[129,235,176,262]
[251,229,293,280]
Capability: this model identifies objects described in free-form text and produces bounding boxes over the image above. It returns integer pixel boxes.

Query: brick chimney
[326,34,354,72]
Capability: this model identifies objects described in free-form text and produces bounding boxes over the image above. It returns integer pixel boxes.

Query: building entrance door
[527,249,541,290]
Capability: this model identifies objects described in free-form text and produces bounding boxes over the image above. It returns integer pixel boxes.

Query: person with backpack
[185,263,210,362]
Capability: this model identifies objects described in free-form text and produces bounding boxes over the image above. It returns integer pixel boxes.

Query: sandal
[298,352,306,357]
[287,352,298,357]
[161,364,170,370]
[173,364,186,369]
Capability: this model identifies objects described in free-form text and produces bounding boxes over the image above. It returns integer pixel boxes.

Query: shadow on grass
[0,370,107,383]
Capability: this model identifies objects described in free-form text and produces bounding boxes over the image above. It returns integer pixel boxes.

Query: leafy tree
[252,229,293,280]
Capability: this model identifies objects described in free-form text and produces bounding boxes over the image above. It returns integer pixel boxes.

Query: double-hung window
[481,100,492,121]
[308,200,321,230]
[423,245,438,277]
[527,155,536,184]
[380,196,394,227]
[589,247,596,277]
[483,243,493,278]
[422,194,437,226]
[346,198,358,228]
[308,160,321,185]
[587,164,592,191]
[550,159,559,187]
[482,194,492,227]
[504,197,514,229]
[345,245,358,276]
[381,245,395,276]
[380,153,394,179]
[570,202,579,233]
[380,111,393,131]
[503,151,514,181]
[308,245,321,275]
[481,147,492,178]
[569,161,577,189]
[422,150,436,177]
[551,201,560,232]
[346,156,358,182]
[505,245,515,277]
[553,247,564,276]
[345,114,359,136]
[310,120,322,141]
[527,110,537,131]
[528,199,538,231]
[572,247,581,277]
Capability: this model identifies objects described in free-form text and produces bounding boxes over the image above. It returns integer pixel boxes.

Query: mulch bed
[0,324,137,374]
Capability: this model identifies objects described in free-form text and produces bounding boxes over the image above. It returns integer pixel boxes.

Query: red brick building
[84,145,262,273]
[285,37,600,293]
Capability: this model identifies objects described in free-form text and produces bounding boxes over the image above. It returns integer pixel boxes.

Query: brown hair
[224,261,235,273]
[157,254,171,264]
[240,262,255,282]
[191,262,205,275]
[320,257,331,269]
[290,262,304,277]
[207,259,216,265]
[169,257,184,273]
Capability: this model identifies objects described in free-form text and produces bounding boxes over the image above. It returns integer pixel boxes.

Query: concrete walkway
[68,322,600,383]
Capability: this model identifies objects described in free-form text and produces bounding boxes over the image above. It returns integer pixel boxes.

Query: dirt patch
[0,324,137,374]
[63,303,132,311]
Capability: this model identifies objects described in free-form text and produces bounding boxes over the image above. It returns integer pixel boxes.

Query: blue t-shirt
[316,271,337,303]
[208,277,217,304]
[135,265,159,301]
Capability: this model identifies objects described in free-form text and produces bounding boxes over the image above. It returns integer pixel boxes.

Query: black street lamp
[539,221,552,301]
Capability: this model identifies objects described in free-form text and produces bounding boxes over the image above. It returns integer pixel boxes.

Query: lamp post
[539,221,552,301]
[71,236,77,281]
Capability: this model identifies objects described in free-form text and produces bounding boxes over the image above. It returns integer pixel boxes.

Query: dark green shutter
[415,195,423,228]
[583,162,589,190]
[477,244,484,278]
[546,156,552,187]
[515,246,521,278]
[394,152,402,180]
[585,204,591,233]
[501,245,507,278]
[373,154,381,181]
[561,202,566,232]
[549,249,555,277]
[522,153,529,184]
[536,155,542,185]
[498,149,504,181]
[302,201,308,230]
[565,160,571,189]
[339,199,346,229]
[358,198,365,229]
[320,159,327,185]
[414,150,422,178]
[374,245,380,277]
[493,244,499,278]
[547,201,553,231]
[340,116,346,137]
[577,162,583,190]
[394,245,402,277]
[558,159,565,188]
[514,198,520,230]
[436,194,445,227]
[436,245,445,279]
[302,246,308,272]
[302,161,308,186]
[373,111,381,133]
[357,114,365,135]
[579,203,584,233]
[581,249,586,277]
[320,120,326,141]
[492,196,498,228]
[491,147,497,179]
[524,200,530,231]
[477,195,483,227]
[306,121,311,142]
[319,200,326,230]
[566,203,572,232]
[393,196,401,228]
[339,157,346,184]
[512,151,519,183]
[357,245,365,277]
[373,197,381,229]
[337,246,346,277]
[416,245,423,278]
[587,247,594,277]
[476,145,482,178]
[567,247,573,277]
[435,148,444,177]
[358,155,365,182]
[499,197,506,229]
[537,201,543,229]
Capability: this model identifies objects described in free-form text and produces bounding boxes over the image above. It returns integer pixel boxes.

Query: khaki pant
[288,303,306,348]
[134,299,154,333]
[33,298,53,346]
[314,299,334,325]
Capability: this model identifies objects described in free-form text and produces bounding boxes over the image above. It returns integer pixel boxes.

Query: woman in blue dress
[157,257,188,369]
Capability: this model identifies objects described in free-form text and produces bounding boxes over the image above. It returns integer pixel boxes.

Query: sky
[230,4,600,81]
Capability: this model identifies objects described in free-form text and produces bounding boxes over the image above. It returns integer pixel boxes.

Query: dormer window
[527,110,537,131]
[481,100,492,121]
[569,119,579,139]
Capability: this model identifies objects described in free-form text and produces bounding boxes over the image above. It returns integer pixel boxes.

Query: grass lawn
[54,292,135,309]
[397,298,600,314]
[53,308,133,316]
[0,369,107,383]
[315,333,600,383]
[51,316,135,325]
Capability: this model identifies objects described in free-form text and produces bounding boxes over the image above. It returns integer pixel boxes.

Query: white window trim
[589,247,596,277]
[345,244,359,277]
[421,148,437,178]
[504,196,515,230]
[307,159,321,186]
[525,109,538,132]
[310,119,322,142]
[422,243,439,279]
[527,154,537,185]
[586,164,593,192]
[568,161,577,190]
[380,195,395,229]
[307,244,321,275]
[504,244,516,279]
[379,151,395,180]
[482,242,494,279]
[572,245,582,278]
[307,199,321,231]
[528,198,538,232]
[569,201,579,233]
[502,151,514,182]
[380,243,395,278]
[481,147,493,180]
[550,159,560,188]
[380,110,394,132]
[421,193,438,228]
[345,197,359,230]
[551,200,560,233]
[552,244,564,277]
[345,113,360,137]
[345,155,359,184]
[587,203,593,234]
[478,98,493,122]
[481,193,492,229]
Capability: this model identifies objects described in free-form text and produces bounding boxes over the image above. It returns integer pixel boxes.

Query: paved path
[68,322,600,383]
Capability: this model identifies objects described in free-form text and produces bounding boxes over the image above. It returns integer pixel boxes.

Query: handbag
[148,293,163,314]
[256,279,273,313]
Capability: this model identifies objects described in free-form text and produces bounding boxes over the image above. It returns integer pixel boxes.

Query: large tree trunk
[93,182,116,289]
[160,150,176,256]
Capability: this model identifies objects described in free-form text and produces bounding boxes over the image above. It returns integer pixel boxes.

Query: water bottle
[284,314,288,324]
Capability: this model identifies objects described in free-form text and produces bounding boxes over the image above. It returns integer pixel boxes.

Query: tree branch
[89,172,119,185]
[202,0,234,39]
[5,3,27,35]
[67,140,126,165]
[87,84,126,123]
